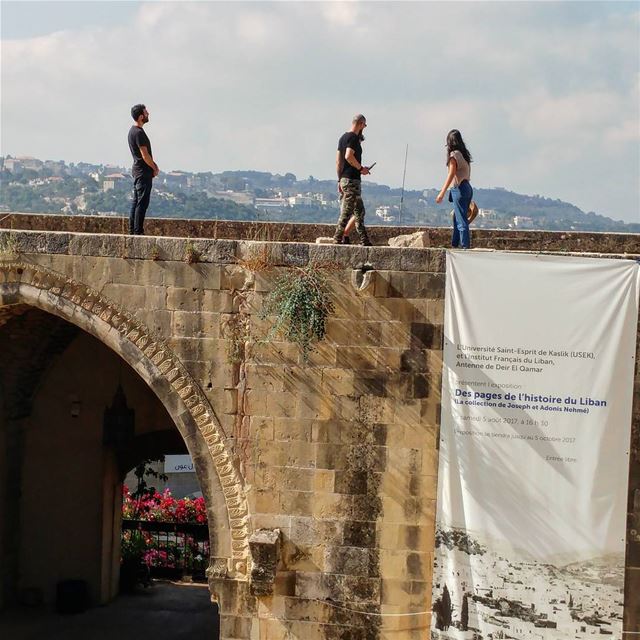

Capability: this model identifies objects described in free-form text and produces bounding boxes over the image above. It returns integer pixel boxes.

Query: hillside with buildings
[1,155,637,232]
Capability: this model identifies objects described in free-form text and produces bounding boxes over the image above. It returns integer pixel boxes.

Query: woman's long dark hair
[446,129,472,165]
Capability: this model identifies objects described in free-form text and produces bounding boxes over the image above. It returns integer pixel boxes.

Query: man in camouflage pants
[333,114,372,246]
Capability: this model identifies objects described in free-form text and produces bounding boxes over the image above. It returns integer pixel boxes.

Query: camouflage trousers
[333,178,370,244]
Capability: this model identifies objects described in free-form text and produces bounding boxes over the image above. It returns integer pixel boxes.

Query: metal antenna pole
[399,143,408,225]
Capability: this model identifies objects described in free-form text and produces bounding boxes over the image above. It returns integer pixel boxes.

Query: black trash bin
[55,579,90,614]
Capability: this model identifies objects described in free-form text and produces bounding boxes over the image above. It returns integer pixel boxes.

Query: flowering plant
[121,486,209,578]
[122,486,207,524]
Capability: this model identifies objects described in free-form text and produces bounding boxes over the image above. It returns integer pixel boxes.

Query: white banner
[432,252,639,640]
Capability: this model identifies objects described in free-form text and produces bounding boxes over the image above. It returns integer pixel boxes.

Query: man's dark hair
[131,104,146,121]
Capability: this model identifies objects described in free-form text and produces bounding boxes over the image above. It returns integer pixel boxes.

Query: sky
[1,1,639,224]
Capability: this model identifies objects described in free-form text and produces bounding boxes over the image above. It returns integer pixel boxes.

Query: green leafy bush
[260,265,335,361]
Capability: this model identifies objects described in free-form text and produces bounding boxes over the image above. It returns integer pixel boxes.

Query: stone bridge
[0,214,638,640]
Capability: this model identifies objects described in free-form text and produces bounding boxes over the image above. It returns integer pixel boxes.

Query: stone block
[315,444,351,470]
[324,546,371,577]
[296,394,334,421]
[257,618,289,640]
[342,576,382,604]
[365,247,403,271]
[134,309,172,337]
[245,364,285,393]
[311,493,347,519]
[249,528,281,596]
[358,396,395,425]
[275,467,316,492]
[427,299,445,324]
[282,441,317,468]
[279,491,315,517]
[320,368,355,397]
[428,249,446,273]
[313,469,336,493]
[376,348,402,370]
[281,243,310,267]
[249,417,275,441]
[144,286,167,310]
[245,389,269,416]
[303,342,338,367]
[343,521,377,548]
[281,540,323,572]
[388,232,430,250]
[381,579,413,606]
[252,515,292,537]
[336,347,378,370]
[353,372,386,398]
[295,572,346,602]
[335,470,369,495]
[284,597,330,623]
[331,293,367,322]
[423,273,445,298]
[273,418,313,442]
[393,400,422,427]
[378,524,400,550]
[363,298,415,323]
[221,265,254,291]
[101,283,147,309]
[332,244,369,268]
[252,487,280,514]
[326,319,382,347]
[275,571,296,597]
[349,495,382,524]
[381,322,412,348]
[171,310,221,339]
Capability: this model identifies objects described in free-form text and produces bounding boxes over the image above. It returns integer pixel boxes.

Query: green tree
[442,584,452,630]
[460,594,469,631]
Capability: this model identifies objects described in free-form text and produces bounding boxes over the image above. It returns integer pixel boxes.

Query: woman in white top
[436,129,473,249]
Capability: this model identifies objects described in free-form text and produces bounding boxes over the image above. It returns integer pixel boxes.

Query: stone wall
[2,213,639,254]
[0,226,638,639]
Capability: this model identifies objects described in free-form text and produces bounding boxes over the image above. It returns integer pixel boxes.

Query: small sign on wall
[164,454,195,474]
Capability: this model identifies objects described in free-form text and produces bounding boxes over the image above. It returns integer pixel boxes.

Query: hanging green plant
[260,264,335,361]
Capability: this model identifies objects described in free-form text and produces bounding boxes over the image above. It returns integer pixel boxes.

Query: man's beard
[143,116,149,124]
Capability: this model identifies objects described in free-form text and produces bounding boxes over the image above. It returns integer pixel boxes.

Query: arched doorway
[0,261,250,620]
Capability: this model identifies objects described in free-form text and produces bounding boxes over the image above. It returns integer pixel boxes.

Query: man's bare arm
[336,150,343,180]
[345,148,369,175]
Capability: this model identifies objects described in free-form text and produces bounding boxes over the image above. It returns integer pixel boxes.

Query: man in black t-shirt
[127,103,159,235]
[333,114,372,246]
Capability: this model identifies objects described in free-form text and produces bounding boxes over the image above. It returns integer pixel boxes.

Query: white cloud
[1,1,638,222]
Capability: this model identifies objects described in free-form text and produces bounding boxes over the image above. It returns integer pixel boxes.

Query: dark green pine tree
[460,594,469,631]
[442,585,452,630]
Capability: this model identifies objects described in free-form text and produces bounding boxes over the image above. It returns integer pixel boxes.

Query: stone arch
[0,260,250,578]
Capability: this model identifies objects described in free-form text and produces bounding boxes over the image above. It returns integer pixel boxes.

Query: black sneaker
[342,235,351,245]
[361,239,372,247]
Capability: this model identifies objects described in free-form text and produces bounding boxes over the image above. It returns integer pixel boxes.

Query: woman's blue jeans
[450,180,473,249]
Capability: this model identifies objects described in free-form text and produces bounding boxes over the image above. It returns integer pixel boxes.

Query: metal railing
[122,519,209,581]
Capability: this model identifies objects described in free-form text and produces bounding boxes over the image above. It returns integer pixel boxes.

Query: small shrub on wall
[259,264,335,361]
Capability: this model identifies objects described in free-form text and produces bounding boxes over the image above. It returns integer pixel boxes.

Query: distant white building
[103,173,129,192]
[3,158,23,174]
[375,205,395,222]
[254,197,288,211]
[17,156,43,172]
[513,215,534,228]
[163,171,189,189]
[288,194,313,207]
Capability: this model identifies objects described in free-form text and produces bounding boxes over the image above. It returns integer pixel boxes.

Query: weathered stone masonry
[0,220,638,640]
